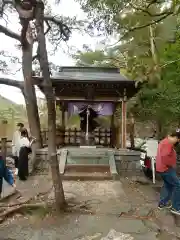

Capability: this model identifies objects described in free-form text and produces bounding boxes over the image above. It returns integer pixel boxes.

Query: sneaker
[171,208,180,216]
[15,168,18,176]
[158,201,172,210]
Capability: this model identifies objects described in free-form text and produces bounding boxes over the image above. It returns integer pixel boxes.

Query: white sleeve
[19,138,30,148]
[12,132,17,146]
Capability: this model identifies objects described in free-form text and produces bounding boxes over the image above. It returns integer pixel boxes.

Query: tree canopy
[73,0,180,138]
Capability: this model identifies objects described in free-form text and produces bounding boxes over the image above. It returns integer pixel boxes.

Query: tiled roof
[51,66,130,82]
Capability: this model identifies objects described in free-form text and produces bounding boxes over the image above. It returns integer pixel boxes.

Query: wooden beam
[55,97,121,102]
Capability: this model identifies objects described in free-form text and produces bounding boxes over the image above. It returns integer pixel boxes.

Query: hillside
[0,95,26,122]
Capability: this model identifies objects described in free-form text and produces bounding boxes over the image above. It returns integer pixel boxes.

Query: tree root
[0,187,53,208]
[65,203,95,215]
[0,190,19,203]
[0,192,96,224]
[0,203,48,223]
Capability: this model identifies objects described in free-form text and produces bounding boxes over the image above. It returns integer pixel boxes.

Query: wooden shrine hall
[33,67,139,149]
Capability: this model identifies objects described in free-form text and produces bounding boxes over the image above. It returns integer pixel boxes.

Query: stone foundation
[115,149,141,176]
[35,147,141,177]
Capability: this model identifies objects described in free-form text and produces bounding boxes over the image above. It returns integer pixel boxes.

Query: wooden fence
[0,128,113,151]
[41,128,113,147]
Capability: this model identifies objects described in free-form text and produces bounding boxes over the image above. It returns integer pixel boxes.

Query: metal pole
[151,157,156,184]
[85,107,90,142]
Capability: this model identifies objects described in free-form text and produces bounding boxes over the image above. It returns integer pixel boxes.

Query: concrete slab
[0,214,148,240]
[59,149,68,174]
[1,180,14,198]
[132,232,158,240]
[108,151,118,179]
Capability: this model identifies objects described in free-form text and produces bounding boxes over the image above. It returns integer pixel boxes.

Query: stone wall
[114,149,141,177]
[35,148,50,172]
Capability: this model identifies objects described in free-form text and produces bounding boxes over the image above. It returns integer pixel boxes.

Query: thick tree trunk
[35,1,65,210]
[21,25,42,170]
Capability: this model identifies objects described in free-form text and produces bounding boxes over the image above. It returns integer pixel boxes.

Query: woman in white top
[12,122,24,175]
[18,128,35,181]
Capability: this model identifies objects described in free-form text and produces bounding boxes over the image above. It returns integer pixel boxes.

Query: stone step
[67,156,109,165]
[65,164,110,173]
[62,172,112,181]
[67,148,109,157]
[67,149,110,165]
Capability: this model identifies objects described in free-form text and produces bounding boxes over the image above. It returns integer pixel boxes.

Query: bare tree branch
[44,15,71,41]
[120,12,173,41]
[147,0,162,9]
[0,77,23,89]
[0,24,21,41]
[129,2,173,17]
[44,20,51,35]
[161,58,180,68]
[32,54,38,61]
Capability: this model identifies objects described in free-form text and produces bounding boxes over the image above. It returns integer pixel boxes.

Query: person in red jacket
[156,129,180,215]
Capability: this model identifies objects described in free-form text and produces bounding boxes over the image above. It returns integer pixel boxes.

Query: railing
[0,128,113,150]
[41,128,113,147]
[0,140,12,156]
[0,140,12,144]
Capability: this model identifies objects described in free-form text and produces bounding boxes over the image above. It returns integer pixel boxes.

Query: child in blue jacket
[0,155,16,198]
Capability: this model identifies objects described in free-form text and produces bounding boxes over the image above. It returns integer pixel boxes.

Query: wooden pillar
[121,90,127,148]
[110,103,116,147]
[60,101,66,146]
[61,101,65,128]
[129,112,135,148]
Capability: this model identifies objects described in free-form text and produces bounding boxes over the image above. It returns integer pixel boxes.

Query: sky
[0,0,105,105]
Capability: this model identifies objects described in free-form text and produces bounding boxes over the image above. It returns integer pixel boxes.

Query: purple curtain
[68,102,114,116]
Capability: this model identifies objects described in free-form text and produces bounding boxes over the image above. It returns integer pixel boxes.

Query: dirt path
[0,176,179,240]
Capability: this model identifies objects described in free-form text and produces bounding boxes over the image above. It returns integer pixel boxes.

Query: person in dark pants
[0,155,16,198]
[13,156,19,171]
[156,129,180,215]
[18,129,33,181]
[12,122,24,175]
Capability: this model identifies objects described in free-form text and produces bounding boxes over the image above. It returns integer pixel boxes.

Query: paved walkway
[0,175,179,240]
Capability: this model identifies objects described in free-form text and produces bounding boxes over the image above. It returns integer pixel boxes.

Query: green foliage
[74,50,109,66]
[74,0,180,136]
[77,0,176,37]
[0,94,26,131]
[73,47,126,68]
[0,95,25,116]
[131,31,180,134]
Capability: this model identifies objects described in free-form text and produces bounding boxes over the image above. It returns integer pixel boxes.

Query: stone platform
[35,147,141,180]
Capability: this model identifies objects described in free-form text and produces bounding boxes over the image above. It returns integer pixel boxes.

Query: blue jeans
[0,177,2,196]
[159,168,180,210]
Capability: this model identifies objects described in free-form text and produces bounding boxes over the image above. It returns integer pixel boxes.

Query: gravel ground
[0,176,179,240]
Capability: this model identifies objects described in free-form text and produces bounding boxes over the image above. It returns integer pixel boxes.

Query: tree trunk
[156,119,163,140]
[21,25,42,170]
[35,1,65,210]
[149,25,158,65]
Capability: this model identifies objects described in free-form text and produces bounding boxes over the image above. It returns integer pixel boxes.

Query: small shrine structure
[32,67,141,180]
[33,66,139,149]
